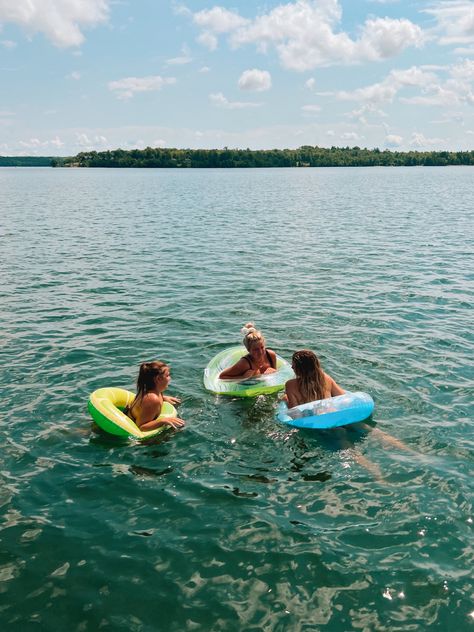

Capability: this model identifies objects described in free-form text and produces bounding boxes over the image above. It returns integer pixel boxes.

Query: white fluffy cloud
[399,60,474,106]
[409,132,445,147]
[194,6,248,50]
[424,1,474,45]
[0,0,110,48]
[209,92,262,109]
[357,17,425,60]
[400,86,459,106]
[347,104,388,123]
[108,76,176,100]
[193,7,248,33]
[192,1,424,70]
[238,69,272,92]
[197,30,218,51]
[337,81,399,104]
[19,136,64,149]
[51,136,65,148]
[193,7,252,50]
[167,45,192,65]
[385,134,403,147]
[341,132,362,141]
[450,58,474,80]
[166,55,192,65]
[75,133,107,149]
[334,66,438,104]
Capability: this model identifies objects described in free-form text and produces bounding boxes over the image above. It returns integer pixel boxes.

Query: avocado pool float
[88,387,177,439]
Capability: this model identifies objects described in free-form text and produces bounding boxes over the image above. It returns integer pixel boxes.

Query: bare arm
[285,379,300,408]
[263,349,277,374]
[135,395,185,431]
[140,416,185,431]
[328,375,345,396]
[219,357,254,379]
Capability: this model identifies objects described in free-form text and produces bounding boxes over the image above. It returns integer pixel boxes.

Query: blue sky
[1,0,473,155]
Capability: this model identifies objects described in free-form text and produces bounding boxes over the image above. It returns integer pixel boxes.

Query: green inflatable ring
[204,346,294,397]
[88,387,177,439]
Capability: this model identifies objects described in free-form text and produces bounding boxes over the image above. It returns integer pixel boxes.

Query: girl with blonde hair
[284,349,345,408]
[125,361,185,431]
[219,323,277,379]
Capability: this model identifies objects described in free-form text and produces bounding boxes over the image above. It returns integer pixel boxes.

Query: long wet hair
[241,322,265,351]
[132,361,168,406]
[291,350,326,402]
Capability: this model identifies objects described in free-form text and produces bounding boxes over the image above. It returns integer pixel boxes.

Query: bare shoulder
[324,372,345,396]
[285,377,298,389]
[219,355,249,378]
[234,356,249,368]
[142,392,161,404]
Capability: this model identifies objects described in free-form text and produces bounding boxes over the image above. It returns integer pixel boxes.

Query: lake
[1,166,473,630]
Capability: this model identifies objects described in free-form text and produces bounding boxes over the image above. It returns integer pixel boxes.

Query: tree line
[0,156,54,167]
[51,146,474,168]
[2,147,474,168]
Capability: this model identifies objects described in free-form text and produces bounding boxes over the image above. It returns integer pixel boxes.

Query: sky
[1,0,474,155]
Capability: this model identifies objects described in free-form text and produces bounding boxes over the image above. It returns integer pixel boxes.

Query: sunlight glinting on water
[1,166,473,631]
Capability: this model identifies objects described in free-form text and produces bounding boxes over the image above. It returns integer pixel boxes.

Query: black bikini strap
[266,349,275,368]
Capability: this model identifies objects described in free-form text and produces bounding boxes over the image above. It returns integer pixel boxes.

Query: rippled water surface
[1,167,473,631]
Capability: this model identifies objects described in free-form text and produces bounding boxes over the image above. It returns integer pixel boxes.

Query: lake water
[1,167,473,631]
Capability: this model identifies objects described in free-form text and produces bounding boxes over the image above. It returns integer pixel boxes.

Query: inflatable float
[276,391,374,430]
[88,387,177,439]
[204,346,294,397]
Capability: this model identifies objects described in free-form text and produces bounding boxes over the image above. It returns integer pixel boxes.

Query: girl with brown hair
[284,349,345,408]
[125,361,185,431]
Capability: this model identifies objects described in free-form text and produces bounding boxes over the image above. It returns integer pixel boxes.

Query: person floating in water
[125,361,185,431]
[284,348,415,479]
[284,349,345,408]
[219,323,277,379]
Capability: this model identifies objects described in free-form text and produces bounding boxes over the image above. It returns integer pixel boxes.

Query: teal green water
[1,167,473,631]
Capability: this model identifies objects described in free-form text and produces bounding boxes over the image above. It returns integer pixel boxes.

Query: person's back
[285,349,344,408]
[127,391,163,426]
[126,361,185,431]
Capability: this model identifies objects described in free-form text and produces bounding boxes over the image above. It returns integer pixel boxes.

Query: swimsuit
[243,350,276,373]
[123,404,135,421]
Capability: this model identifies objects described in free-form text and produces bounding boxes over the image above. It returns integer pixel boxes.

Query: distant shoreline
[2,146,474,168]
[0,157,55,167]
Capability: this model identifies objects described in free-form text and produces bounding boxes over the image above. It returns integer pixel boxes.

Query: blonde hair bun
[241,322,256,336]
[241,323,265,350]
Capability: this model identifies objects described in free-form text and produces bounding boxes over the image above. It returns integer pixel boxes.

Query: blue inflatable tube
[276,392,374,430]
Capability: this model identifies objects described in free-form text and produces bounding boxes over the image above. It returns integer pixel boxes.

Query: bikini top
[243,349,276,372]
[124,403,136,421]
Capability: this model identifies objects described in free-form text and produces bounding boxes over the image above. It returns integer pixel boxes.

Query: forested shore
[0,156,54,167]
[2,146,474,168]
[53,146,474,168]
